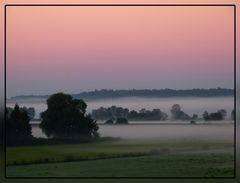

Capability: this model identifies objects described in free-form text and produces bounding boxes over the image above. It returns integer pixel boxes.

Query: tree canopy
[202,109,227,121]
[170,104,190,120]
[92,106,168,121]
[40,93,98,139]
[6,104,32,145]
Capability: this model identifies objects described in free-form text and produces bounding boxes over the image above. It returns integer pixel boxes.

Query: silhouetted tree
[203,111,209,120]
[7,106,35,120]
[170,104,190,120]
[209,112,223,120]
[192,114,198,120]
[6,104,32,145]
[40,93,98,139]
[71,88,234,100]
[92,106,168,121]
[92,106,129,120]
[21,107,35,120]
[128,110,138,119]
[203,109,227,121]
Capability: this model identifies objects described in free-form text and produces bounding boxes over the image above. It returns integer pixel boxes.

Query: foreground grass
[6,139,232,166]
[6,139,234,177]
[6,153,234,177]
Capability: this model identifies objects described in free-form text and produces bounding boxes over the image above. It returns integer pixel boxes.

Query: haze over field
[31,122,234,140]
[7,96,234,119]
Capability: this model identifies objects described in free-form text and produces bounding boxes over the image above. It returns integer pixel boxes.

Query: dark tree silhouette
[21,107,35,120]
[92,106,168,121]
[217,109,227,119]
[203,111,209,120]
[170,104,190,120]
[40,93,98,139]
[92,106,129,120]
[203,109,227,121]
[12,88,234,101]
[6,104,32,145]
[192,114,198,120]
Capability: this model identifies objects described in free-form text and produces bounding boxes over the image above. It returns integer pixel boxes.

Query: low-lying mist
[32,122,234,143]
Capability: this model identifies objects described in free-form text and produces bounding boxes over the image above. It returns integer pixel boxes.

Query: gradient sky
[6,6,234,97]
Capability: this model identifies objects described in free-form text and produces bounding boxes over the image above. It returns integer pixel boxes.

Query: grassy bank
[6,139,233,166]
[6,152,234,177]
[6,139,234,177]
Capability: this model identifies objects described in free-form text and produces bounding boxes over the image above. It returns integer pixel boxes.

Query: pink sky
[6,5,234,97]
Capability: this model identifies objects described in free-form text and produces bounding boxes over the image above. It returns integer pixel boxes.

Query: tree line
[76,88,233,100]
[6,92,235,145]
[92,106,168,121]
[11,88,233,101]
[92,104,234,122]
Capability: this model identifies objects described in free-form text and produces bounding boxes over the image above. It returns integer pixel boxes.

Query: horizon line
[7,87,234,99]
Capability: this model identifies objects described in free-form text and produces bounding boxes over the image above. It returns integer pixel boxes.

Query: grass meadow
[6,139,234,177]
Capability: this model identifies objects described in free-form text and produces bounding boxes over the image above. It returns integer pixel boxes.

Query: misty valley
[5,4,235,179]
[6,93,234,177]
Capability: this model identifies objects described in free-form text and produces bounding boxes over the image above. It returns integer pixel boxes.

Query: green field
[6,139,234,177]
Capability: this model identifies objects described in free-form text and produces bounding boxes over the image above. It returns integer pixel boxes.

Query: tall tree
[40,93,98,139]
[6,104,32,144]
[170,104,190,120]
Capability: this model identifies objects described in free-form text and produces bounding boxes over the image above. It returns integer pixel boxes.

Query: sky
[6,6,234,97]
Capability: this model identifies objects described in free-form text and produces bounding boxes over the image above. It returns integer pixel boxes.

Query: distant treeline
[92,105,234,122]
[10,88,234,101]
[92,106,168,121]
